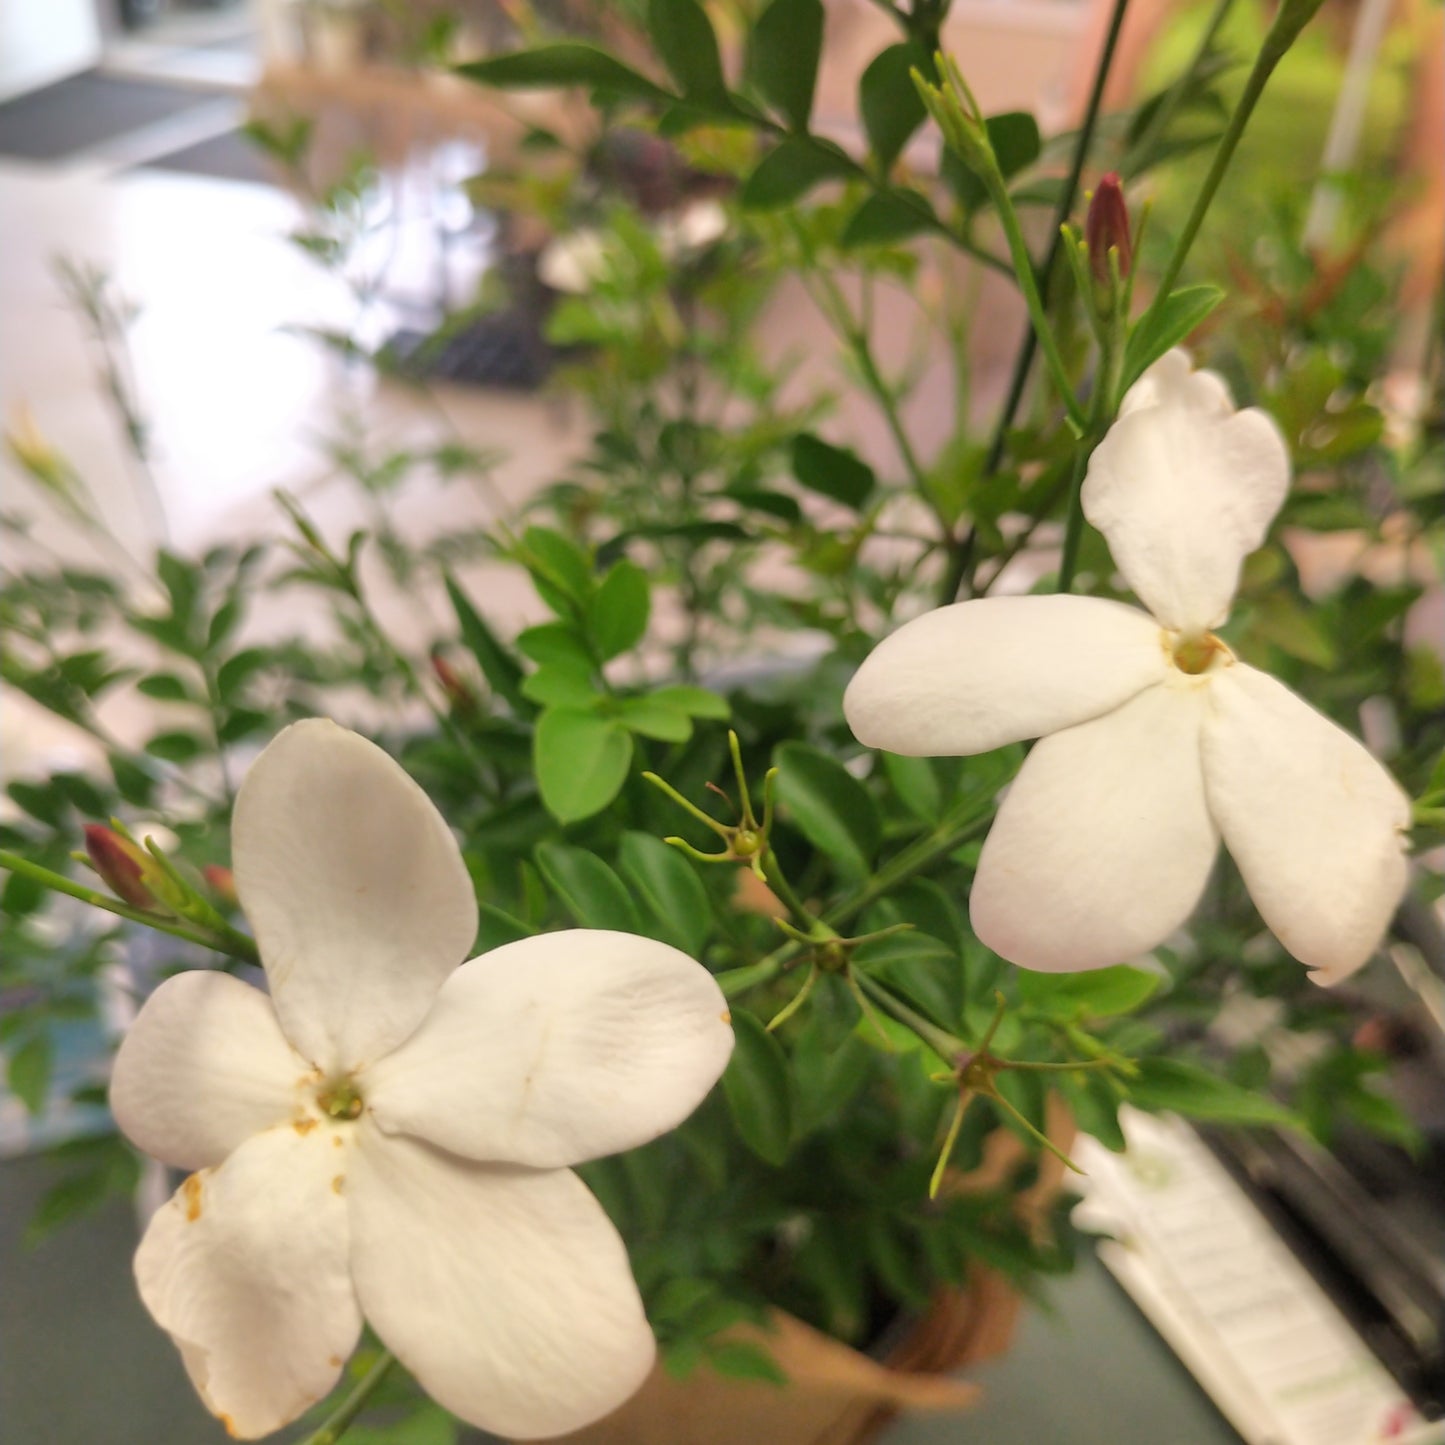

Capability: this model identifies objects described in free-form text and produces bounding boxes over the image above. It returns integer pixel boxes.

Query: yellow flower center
[316,1078,364,1121]
[1170,631,1226,676]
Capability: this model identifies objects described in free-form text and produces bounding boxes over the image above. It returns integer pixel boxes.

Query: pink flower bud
[1085,173,1132,284]
[85,824,156,910]
[431,651,474,713]
[203,864,238,908]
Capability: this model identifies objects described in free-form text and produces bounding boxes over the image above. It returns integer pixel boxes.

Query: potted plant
[2,1,1440,1441]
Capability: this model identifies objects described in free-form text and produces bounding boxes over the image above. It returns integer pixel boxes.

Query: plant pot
[528,1099,1075,1445]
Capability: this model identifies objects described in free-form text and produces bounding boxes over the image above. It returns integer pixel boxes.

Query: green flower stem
[806,271,938,517]
[641,771,730,839]
[972,0,1131,471]
[1055,439,1095,596]
[1056,302,1123,594]
[717,947,801,1000]
[1000,1056,1117,1073]
[713,811,993,999]
[0,850,260,963]
[985,1084,1084,1173]
[760,848,821,934]
[973,990,1009,1055]
[929,1087,973,1198]
[829,811,991,930]
[296,1351,396,1445]
[980,169,1088,433]
[1141,0,1326,311]
[852,971,968,1061]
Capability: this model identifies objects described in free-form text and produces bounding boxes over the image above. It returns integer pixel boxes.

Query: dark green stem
[1055,441,1094,594]
[854,971,968,1060]
[760,849,821,933]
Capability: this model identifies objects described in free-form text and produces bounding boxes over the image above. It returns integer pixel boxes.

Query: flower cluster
[845,351,1411,984]
[110,720,734,1440]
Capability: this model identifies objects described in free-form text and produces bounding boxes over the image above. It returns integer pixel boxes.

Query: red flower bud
[1085,173,1132,284]
[203,864,238,908]
[84,824,156,910]
[430,651,474,713]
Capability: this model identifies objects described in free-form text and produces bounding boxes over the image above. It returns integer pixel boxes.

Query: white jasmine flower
[844,351,1410,985]
[110,719,734,1440]
[538,200,727,294]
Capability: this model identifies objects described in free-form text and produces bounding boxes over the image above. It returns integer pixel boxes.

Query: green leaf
[136,672,192,703]
[7,1032,53,1115]
[987,111,1041,178]
[444,573,527,711]
[706,1338,787,1386]
[840,188,939,248]
[533,709,633,823]
[1066,1071,1127,1152]
[144,730,206,763]
[774,741,881,878]
[941,112,1039,210]
[534,841,640,932]
[859,42,928,171]
[522,667,599,709]
[156,549,200,632]
[475,902,537,951]
[590,560,651,660]
[1249,594,1339,669]
[740,137,855,209]
[721,1011,794,1165]
[215,647,272,703]
[8,780,66,828]
[1122,285,1225,392]
[1017,965,1161,1020]
[1128,1057,1302,1130]
[615,698,693,742]
[791,433,875,510]
[747,0,824,131]
[206,597,242,651]
[880,752,942,824]
[218,707,268,745]
[109,751,154,806]
[517,623,596,674]
[619,831,713,955]
[521,526,594,610]
[648,684,730,720]
[457,44,672,103]
[648,0,727,101]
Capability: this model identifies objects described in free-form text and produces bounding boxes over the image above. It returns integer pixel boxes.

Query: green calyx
[318,1079,364,1121]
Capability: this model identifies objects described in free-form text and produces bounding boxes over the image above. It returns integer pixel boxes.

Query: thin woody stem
[296,1351,397,1445]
